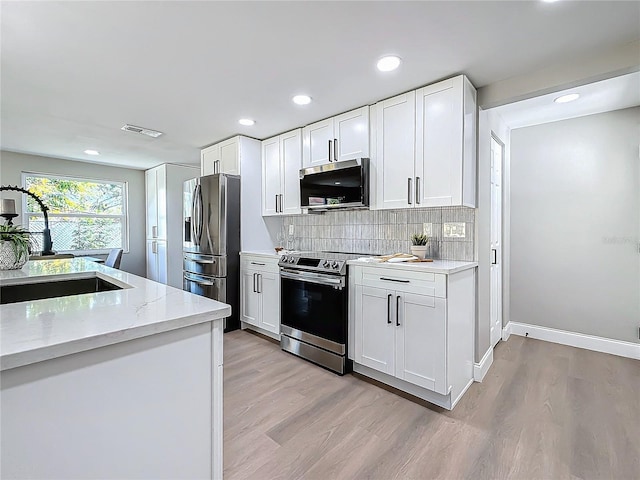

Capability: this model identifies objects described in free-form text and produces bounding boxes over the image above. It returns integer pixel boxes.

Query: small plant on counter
[0,224,33,270]
[411,233,429,246]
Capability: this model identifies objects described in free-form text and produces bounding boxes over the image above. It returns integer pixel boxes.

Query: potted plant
[0,224,33,270]
[410,233,429,259]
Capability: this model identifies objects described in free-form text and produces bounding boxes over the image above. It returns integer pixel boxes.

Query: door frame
[490,132,505,347]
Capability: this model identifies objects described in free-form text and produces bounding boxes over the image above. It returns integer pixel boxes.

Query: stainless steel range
[278,251,363,374]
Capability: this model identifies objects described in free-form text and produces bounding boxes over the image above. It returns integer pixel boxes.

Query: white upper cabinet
[201,136,241,176]
[261,129,302,216]
[302,106,369,168]
[373,75,477,209]
[374,91,416,210]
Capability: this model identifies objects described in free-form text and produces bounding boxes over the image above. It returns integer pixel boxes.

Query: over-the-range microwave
[299,158,370,212]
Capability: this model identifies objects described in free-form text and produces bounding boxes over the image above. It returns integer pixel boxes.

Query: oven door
[280,269,347,348]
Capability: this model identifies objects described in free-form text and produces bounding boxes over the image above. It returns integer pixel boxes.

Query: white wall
[509,107,639,343]
[0,151,146,276]
[477,109,510,361]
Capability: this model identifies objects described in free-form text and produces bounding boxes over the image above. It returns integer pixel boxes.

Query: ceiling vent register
[121,124,163,138]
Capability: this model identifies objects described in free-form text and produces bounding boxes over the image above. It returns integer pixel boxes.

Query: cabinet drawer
[355,266,446,298]
[241,255,280,274]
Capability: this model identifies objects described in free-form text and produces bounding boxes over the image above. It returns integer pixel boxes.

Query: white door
[261,136,281,216]
[201,144,220,176]
[240,269,260,327]
[395,293,447,394]
[334,107,370,161]
[145,168,158,239]
[219,137,239,175]
[146,240,158,281]
[490,135,503,347]
[156,240,168,285]
[415,78,463,207]
[375,92,416,210]
[354,285,395,375]
[280,129,302,215]
[258,271,280,335]
[302,118,333,167]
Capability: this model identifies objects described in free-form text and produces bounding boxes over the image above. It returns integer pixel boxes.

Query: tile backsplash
[278,207,475,261]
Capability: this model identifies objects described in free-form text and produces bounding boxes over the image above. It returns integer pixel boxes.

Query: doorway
[490,134,504,348]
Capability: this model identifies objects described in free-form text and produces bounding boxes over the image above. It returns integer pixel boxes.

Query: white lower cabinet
[240,254,280,339]
[351,264,475,410]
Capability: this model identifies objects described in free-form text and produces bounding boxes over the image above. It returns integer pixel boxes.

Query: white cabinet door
[156,240,168,285]
[395,292,447,394]
[146,240,158,281]
[219,137,240,175]
[375,92,416,210]
[261,136,281,216]
[354,285,395,375]
[240,269,260,327]
[302,118,333,167]
[334,106,369,161]
[280,129,302,215]
[145,169,158,239]
[201,144,220,176]
[258,271,280,334]
[156,165,167,240]
[415,78,463,207]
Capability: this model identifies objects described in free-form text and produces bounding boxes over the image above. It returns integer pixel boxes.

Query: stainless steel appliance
[299,158,370,212]
[279,251,360,374]
[183,174,240,332]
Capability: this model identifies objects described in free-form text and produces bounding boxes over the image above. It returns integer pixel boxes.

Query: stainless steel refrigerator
[183,173,240,332]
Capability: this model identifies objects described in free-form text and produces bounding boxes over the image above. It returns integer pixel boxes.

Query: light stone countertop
[240,251,286,259]
[0,259,231,371]
[347,258,478,274]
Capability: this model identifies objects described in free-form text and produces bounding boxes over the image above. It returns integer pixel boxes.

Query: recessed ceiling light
[292,95,312,105]
[541,0,559,3]
[84,149,100,155]
[376,55,401,72]
[554,93,580,104]
[238,118,255,126]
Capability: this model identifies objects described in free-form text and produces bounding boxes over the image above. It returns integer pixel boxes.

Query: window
[23,172,128,254]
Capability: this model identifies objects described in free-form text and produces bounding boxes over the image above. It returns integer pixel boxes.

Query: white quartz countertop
[0,259,231,371]
[240,251,285,259]
[347,259,478,274]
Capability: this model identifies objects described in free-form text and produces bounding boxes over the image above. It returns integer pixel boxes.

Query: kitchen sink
[0,277,123,305]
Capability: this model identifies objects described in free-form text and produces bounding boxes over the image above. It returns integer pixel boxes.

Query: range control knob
[332,261,339,269]
[322,260,331,268]
[288,256,295,263]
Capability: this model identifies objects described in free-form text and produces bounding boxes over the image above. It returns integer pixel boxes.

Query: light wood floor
[223,330,639,480]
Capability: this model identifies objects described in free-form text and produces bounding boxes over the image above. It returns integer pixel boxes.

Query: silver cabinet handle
[152,225,158,238]
[387,294,392,324]
[396,295,401,326]
[279,194,283,213]
[214,160,220,174]
[253,272,257,293]
[258,273,262,294]
[491,249,497,265]
[415,177,420,205]
[334,138,338,161]
[380,277,410,283]
[250,262,266,266]
[407,178,413,205]
[328,139,333,162]
[152,241,157,254]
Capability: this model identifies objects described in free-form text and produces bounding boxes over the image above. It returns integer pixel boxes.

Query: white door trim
[489,133,504,348]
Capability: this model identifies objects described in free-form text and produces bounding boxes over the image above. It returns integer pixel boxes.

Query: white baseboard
[509,322,640,360]
[502,322,511,341]
[473,348,493,382]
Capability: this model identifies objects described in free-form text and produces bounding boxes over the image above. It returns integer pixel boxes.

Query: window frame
[21,171,130,255]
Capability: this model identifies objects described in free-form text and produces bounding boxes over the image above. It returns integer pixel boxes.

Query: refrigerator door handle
[191,184,199,244]
[184,272,216,286]
[193,184,204,245]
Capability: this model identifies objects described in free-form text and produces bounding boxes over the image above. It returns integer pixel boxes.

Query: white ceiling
[1,1,639,170]
[494,71,640,129]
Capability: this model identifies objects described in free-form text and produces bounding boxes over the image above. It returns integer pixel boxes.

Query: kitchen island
[0,259,228,479]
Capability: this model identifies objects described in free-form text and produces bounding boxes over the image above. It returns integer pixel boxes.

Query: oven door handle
[280,270,345,288]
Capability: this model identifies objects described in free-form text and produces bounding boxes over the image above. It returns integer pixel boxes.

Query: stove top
[278,251,371,275]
